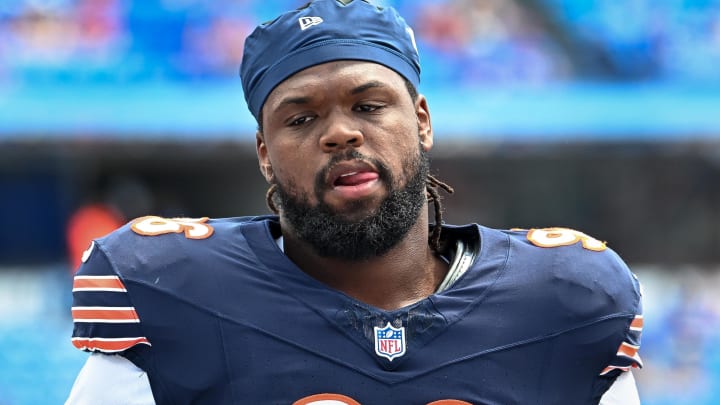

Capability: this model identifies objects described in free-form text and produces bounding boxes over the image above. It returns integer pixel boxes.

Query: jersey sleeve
[71,241,151,353]
[600,273,644,376]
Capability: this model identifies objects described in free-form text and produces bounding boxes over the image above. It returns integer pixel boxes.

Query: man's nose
[319,112,365,152]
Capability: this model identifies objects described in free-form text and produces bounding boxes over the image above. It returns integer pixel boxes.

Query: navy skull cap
[240,0,421,122]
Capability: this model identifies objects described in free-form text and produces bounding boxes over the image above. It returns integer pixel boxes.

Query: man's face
[257,61,434,259]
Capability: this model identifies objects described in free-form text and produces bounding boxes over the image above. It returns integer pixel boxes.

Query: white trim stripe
[72,287,126,292]
[72,306,136,310]
[74,276,121,280]
[74,319,140,324]
[73,318,140,323]
[600,365,631,375]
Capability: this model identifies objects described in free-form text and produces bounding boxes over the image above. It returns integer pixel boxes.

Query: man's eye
[354,104,383,113]
[289,115,314,126]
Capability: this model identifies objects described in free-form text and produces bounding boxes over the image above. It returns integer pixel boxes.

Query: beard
[273,146,430,261]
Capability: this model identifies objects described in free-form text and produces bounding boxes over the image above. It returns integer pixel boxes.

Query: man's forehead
[266,61,405,103]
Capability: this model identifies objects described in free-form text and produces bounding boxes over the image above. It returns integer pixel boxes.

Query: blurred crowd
[2,0,720,87]
[544,0,720,82]
[634,268,720,404]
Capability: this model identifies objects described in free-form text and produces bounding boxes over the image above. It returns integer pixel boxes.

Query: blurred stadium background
[1,0,720,403]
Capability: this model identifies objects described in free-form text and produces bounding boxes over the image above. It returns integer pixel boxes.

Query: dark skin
[256,61,448,311]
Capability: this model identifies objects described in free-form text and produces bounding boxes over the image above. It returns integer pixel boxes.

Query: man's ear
[256,131,273,182]
[416,94,433,152]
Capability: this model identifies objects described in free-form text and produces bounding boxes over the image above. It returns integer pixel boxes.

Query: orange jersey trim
[600,365,632,375]
[630,315,644,331]
[600,340,643,375]
[617,342,640,359]
[73,275,126,292]
[71,337,151,353]
[72,307,140,323]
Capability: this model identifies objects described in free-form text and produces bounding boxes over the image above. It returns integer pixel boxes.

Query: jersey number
[294,394,470,405]
[526,227,606,251]
[131,216,214,239]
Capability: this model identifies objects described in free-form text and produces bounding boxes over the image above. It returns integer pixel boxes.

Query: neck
[280,211,448,311]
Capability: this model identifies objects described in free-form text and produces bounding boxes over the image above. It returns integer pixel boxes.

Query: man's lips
[334,171,379,186]
[327,161,380,188]
[321,161,383,201]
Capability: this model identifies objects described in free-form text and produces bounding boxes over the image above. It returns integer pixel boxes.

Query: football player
[66,1,643,403]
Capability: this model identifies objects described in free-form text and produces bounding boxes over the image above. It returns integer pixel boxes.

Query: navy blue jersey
[71,216,642,404]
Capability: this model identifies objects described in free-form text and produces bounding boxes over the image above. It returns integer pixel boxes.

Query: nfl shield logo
[374,322,406,361]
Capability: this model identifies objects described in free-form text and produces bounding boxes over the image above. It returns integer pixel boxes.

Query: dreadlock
[264,174,453,253]
[266,183,279,214]
[425,174,454,251]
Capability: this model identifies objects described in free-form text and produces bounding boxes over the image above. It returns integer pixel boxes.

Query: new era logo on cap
[299,16,324,30]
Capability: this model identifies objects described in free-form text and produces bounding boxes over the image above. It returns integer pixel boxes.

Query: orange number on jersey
[131,216,214,239]
[293,394,470,405]
[526,227,606,251]
[293,394,361,405]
